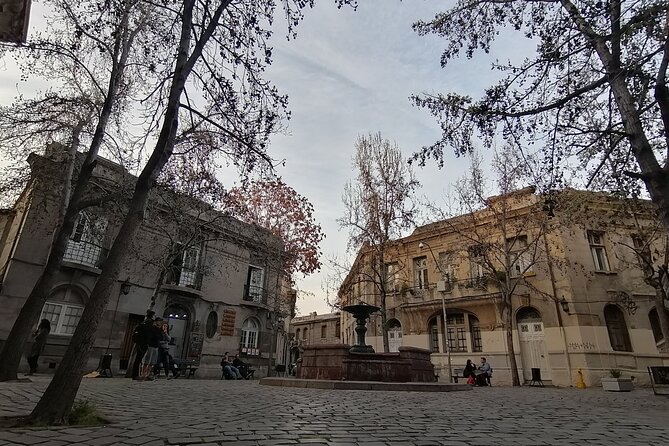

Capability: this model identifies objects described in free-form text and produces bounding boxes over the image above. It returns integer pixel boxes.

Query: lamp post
[419,241,453,383]
[106,279,131,353]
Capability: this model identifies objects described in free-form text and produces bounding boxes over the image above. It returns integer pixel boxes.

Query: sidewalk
[1,376,669,445]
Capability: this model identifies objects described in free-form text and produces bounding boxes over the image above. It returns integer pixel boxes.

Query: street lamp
[418,241,453,383]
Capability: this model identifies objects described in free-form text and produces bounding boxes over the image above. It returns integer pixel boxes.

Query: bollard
[576,368,586,389]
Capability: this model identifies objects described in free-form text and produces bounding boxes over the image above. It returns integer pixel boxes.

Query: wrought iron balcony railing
[165,268,204,290]
[64,240,107,268]
[243,284,267,305]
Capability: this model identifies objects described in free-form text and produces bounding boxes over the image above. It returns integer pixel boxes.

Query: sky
[261,0,528,316]
[0,0,532,316]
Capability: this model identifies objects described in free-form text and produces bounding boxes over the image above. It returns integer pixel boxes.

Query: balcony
[242,285,268,307]
[63,240,107,269]
[163,268,204,295]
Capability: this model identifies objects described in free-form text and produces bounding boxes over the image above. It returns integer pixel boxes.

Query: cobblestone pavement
[1,377,668,446]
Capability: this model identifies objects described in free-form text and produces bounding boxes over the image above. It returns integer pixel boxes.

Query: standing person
[26,319,51,375]
[131,310,155,380]
[140,318,163,380]
[156,321,172,378]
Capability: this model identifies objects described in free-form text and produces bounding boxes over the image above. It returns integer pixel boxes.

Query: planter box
[601,377,634,392]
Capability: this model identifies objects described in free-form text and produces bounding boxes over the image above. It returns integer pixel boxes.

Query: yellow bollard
[576,368,586,389]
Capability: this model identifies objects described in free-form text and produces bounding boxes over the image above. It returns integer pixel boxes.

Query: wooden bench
[173,359,198,378]
[648,366,669,396]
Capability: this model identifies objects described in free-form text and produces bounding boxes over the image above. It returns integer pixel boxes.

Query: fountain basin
[297,344,436,382]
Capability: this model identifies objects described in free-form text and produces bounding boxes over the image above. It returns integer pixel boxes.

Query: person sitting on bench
[233,354,255,379]
[476,357,492,386]
[463,359,476,385]
[221,352,242,379]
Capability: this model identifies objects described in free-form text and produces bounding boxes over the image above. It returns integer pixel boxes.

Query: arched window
[40,287,86,336]
[649,308,666,343]
[241,318,259,349]
[303,328,308,341]
[295,328,301,341]
[604,305,632,352]
[205,311,218,338]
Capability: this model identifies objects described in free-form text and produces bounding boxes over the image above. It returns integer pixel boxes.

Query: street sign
[0,0,31,43]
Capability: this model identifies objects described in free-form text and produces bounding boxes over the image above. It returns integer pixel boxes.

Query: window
[302,328,308,341]
[167,243,201,287]
[469,315,482,352]
[438,252,455,290]
[507,236,530,277]
[295,328,300,341]
[385,262,400,293]
[246,265,265,302]
[469,245,486,279]
[649,308,667,343]
[632,234,653,275]
[446,314,467,352]
[240,318,259,349]
[65,213,107,267]
[335,321,341,338]
[205,311,218,338]
[428,318,440,352]
[414,257,428,289]
[40,302,84,336]
[321,325,327,338]
[604,305,632,352]
[587,231,610,271]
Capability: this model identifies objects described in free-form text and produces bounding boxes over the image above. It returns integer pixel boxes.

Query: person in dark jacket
[463,359,476,385]
[155,321,173,378]
[26,319,51,375]
[131,310,155,380]
[140,318,163,380]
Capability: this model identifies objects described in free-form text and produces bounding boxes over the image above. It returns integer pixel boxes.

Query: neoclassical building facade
[0,145,287,378]
[338,188,669,387]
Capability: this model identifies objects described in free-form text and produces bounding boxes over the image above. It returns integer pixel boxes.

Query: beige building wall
[338,188,669,387]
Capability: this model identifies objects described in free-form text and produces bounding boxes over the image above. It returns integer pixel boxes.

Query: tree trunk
[27,0,230,423]
[0,6,133,382]
[501,298,521,386]
[380,291,389,353]
[656,268,669,344]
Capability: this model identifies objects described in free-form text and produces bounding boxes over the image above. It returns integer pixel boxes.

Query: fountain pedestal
[343,303,379,354]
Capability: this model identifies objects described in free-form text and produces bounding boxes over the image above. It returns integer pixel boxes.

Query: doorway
[164,304,190,359]
[387,319,402,352]
[120,314,144,369]
[516,307,551,381]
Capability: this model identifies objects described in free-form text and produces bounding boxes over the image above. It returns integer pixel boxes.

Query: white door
[518,321,551,381]
[389,327,402,352]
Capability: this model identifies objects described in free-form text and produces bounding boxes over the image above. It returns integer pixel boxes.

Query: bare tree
[0,0,152,382]
[338,132,419,352]
[25,0,356,424]
[444,150,555,386]
[411,1,669,232]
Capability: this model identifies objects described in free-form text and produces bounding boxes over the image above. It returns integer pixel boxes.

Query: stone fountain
[294,302,437,383]
[343,302,380,353]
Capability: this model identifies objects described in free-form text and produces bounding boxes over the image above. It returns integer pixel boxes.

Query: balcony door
[246,266,264,302]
